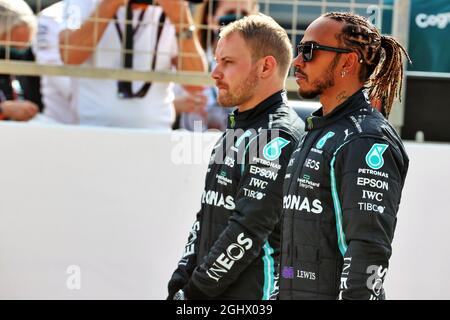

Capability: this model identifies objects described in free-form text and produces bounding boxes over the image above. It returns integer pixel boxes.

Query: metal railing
[1,0,400,86]
[1,0,410,125]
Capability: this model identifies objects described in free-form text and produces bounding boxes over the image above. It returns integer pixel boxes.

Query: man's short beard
[298,54,341,99]
[217,66,259,108]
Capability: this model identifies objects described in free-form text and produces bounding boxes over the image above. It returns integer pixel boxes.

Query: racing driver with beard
[279,12,410,300]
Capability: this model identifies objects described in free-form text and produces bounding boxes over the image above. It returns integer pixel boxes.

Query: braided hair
[323,12,411,117]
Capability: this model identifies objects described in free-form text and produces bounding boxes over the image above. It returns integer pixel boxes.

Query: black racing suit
[279,89,409,300]
[168,90,304,299]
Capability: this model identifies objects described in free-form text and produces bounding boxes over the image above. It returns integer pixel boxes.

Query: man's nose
[293,53,305,68]
[211,65,222,80]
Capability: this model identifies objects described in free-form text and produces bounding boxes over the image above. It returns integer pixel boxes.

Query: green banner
[407,0,450,72]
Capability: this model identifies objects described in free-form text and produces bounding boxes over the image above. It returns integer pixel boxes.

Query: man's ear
[260,56,277,79]
[341,52,360,75]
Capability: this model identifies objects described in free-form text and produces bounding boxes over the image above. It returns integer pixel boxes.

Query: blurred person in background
[0,0,39,121]
[174,0,258,131]
[31,1,78,125]
[59,0,207,130]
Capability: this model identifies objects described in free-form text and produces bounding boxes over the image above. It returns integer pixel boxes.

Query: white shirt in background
[63,0,178,130]
[32,1,78,124]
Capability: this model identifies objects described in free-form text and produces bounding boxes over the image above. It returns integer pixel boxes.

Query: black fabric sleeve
[167,210,202,299]
[333,137,406,300]
[184,130,296,299]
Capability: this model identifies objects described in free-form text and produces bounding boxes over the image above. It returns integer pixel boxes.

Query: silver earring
[341,71,346,78]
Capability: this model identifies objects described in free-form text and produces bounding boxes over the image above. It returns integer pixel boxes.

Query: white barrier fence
[0,123,449,299]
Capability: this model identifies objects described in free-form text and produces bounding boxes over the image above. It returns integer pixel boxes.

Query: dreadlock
[323,12,411,117]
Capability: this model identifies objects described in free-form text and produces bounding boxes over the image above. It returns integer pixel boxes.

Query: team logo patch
[316,131,335,149]
[263,137,290,161]
[365,144,388,170]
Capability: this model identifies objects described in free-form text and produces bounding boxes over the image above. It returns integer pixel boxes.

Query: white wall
[384,142,450,299]
[0,123,218,299]
[0,123,448,299]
